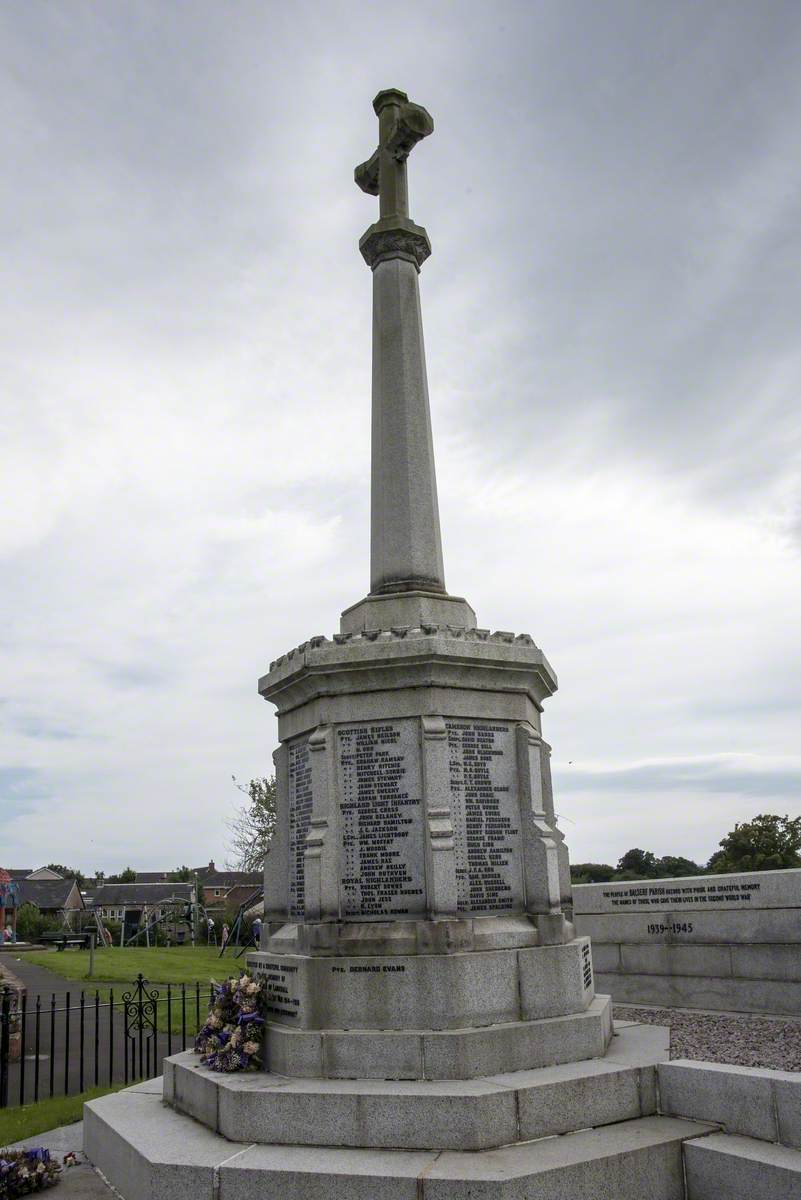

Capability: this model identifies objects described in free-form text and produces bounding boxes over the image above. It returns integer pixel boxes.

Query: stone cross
[355,88,434,223]
[348,89,449,606]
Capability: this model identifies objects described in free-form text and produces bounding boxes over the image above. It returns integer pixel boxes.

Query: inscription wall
[287,737,313,919]
[446,720,523,914]
[573,870,801,915]
[337,720,425,919]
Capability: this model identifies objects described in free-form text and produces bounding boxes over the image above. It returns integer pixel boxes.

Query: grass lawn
[19,946,253,1034]
[23,945,243,985]
[0,1085,125,1147]
[68,983,209,1036]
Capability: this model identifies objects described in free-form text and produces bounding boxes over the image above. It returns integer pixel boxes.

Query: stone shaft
[376,89,410,221]
[370,255,446,595]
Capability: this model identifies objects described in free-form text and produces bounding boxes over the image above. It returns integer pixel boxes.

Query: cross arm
[354,99,434,196]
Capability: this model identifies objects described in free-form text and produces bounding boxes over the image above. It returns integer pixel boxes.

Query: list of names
[337,720,425,918]
[287,737,313,919]
[447,720,523,914]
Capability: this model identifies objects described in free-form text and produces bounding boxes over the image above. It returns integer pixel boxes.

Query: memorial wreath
[0,1148,61,1197]
[194,973,266,1072]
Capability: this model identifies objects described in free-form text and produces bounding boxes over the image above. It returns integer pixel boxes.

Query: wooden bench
[39,932,92,951]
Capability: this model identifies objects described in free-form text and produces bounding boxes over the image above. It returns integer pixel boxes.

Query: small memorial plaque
[581,942,593,992]
[446,720,523,914]
[287,737,313,919]
[249,958,301,1020]
[337,719,425,918]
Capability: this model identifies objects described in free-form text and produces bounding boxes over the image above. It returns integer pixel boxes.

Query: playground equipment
[217,887,263,959]
[121,895,197,947]
[0,871,19,943]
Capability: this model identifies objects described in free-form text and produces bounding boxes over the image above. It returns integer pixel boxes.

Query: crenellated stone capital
[359,218,431,270]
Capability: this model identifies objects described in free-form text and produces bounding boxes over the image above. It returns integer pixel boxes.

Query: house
[8,867,66,882]
[191,862,261,915]
[90,882,194,925]
[15,877,85,925]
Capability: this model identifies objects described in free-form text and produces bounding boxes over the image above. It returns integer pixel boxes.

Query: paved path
[6,1121,114,1197]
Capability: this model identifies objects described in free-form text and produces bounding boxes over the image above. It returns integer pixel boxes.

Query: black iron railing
[0,975,214,1109]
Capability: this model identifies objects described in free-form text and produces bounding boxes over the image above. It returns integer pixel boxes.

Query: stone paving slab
[4,1120,114,1199]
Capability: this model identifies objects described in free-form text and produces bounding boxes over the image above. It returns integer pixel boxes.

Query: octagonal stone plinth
[262,994,612,1082]
[246,940,593,1034]
[163,1019,665,1151]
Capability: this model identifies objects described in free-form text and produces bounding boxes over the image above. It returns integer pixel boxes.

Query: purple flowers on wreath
[194,973,267,1073]
[0,1148,61,1197]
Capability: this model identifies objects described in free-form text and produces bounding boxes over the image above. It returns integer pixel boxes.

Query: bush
[14,905,62,943]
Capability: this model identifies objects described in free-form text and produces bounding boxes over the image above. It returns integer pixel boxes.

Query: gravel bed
[614,1004,801,1072]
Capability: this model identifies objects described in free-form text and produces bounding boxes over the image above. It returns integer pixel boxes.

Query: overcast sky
[2,1,800,876]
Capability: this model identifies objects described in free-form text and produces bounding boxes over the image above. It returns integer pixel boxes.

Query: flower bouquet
[0,1148,61,1197]
[194,974,266,1072]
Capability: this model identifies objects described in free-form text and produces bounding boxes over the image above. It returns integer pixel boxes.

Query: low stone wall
[573,868,801,1015]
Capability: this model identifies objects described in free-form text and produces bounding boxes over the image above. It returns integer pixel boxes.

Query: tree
[169,865,192,882]
[106,867,136,883]
[44,864,86,889]
[708,814,801,874]
[16,903,62,942]
[227,776,277,871]
[570,863,616,884]
[656,855,704,878]
[615,848,659,879]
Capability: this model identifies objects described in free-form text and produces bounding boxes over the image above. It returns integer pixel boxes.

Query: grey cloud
[556,757,801,799]
[11,716,78,741]
[0,767,48,819]
[96,662,172,690]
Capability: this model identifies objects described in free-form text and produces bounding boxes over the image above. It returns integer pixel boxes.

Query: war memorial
[574,867,801,1016]
[84,92,801,1199]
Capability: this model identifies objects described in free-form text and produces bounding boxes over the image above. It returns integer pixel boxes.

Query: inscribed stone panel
[446,719,524,914]
[572,869,801,915]
[336,719,425,918]
[251,958,302,1021]
[287,737,313,919]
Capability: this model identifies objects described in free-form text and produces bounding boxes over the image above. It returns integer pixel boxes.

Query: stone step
[684,1132,801,1199]
[85,1080,713,1200]
[658,1059,801,1148]
[267,992,613,1079]
[165,1021,668,1150]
